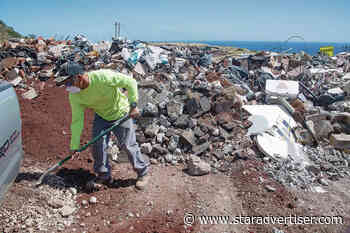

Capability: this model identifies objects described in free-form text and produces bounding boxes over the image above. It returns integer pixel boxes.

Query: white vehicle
[0,80,23,204]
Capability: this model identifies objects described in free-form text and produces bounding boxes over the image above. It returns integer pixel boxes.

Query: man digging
[58,62,150,190]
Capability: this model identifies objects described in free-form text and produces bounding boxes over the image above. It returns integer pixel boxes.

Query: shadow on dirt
[15,172,42,183]
[15,168,136,194]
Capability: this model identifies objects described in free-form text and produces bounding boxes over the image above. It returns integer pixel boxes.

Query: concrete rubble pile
[1,35,350,190]
[242,51,350,190]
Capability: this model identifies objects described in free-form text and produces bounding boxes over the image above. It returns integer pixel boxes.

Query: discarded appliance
[265,80,299,99]
[243,105,310,166]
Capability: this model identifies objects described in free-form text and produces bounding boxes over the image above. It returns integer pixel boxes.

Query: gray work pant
[92,113,149,178]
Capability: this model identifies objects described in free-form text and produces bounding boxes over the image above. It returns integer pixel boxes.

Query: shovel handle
[36,114,130,186]
[76,114,130,153]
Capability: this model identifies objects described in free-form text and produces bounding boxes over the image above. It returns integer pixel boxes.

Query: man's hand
[129,107,140,119]
[70,150,80,160]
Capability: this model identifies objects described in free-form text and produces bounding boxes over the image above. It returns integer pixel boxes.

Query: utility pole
[114,21,121,40]
[114,22,117,39]
[118,22,120,38]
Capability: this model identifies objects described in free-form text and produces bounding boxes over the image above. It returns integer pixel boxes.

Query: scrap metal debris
[1,35,350,189]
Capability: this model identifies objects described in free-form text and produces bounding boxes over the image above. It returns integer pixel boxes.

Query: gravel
[262,144,350,189]
[0,167,78,232]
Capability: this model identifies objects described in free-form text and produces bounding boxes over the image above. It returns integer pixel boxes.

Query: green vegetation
[0,20,22,42]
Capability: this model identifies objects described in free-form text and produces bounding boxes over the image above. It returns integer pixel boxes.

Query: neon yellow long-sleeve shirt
[69,69,138,150]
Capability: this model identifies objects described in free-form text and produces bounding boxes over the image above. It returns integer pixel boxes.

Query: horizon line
[149,40,350,44]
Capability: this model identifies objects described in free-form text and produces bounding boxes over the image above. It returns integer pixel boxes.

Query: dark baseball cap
[55,62,84,86]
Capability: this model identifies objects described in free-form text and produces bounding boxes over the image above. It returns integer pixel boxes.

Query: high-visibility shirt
[69,69,138,150]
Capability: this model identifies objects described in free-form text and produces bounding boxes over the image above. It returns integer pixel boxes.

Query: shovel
[36,114,130,186]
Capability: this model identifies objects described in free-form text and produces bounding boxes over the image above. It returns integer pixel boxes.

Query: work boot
[135,173,150,190]
[86,174,113,191]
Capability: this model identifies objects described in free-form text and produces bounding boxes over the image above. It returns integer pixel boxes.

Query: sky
[1,0,349,43]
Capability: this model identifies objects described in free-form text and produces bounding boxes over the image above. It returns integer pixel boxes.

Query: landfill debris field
[1,35,350,233]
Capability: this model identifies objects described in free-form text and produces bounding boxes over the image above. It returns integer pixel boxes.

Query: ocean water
[175,41,350,56]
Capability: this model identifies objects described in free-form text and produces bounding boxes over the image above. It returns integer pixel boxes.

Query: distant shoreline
[152,40,350,44]
[150,40,350,55]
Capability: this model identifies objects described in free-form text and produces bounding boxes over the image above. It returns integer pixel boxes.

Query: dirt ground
[1,79,350,233]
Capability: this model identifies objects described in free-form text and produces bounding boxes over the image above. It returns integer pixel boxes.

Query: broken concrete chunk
[330,134,350,149]
[180,130,196,147]
[212,128,220,137]
[38,70,53,81]
[219,127,231,140]
[313,120,334,140]
[343,81,350,94]
[136,131,148,144]
[328,87,344,96]
[166,100,184,119]
[138,80,163,93]
[199,96,211,112]
[152,144,168,155]
[22,88,38,100]
[265,185,276,192]
[305,165,321,176]
[222,122,236,131]
[10,76,22,86]
[81,200,89,206]
[333,112,350,125]
[141,143,153,154]
[194,127,205,137]
[158,125,167,133]
[168,135,180,152]
[184,98,200,116]
[188,118,197,128]
[144,124,159,138]
[305,120,317,141]
[216,112,233,125]
[60,206,76,217]
[156,133,165,143]
[174,115,189,129]
[318,178,329,186]
[198,134,210,144]
[192,142,210,156]
[89,196,97,204]
[212,151,225,160]
[155,94,170,108]
[208,80,223,92]
[294,127,314,145]
[143,102,159,117]
[134,62,146,76]
[332,122,343,134]
[48,199,65,209]
[223,144,235,154]
[159,114,171,127]
[165,128,179,138]
[164,153,174,163]
[187,155,211,176]
[213,100,233,114]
